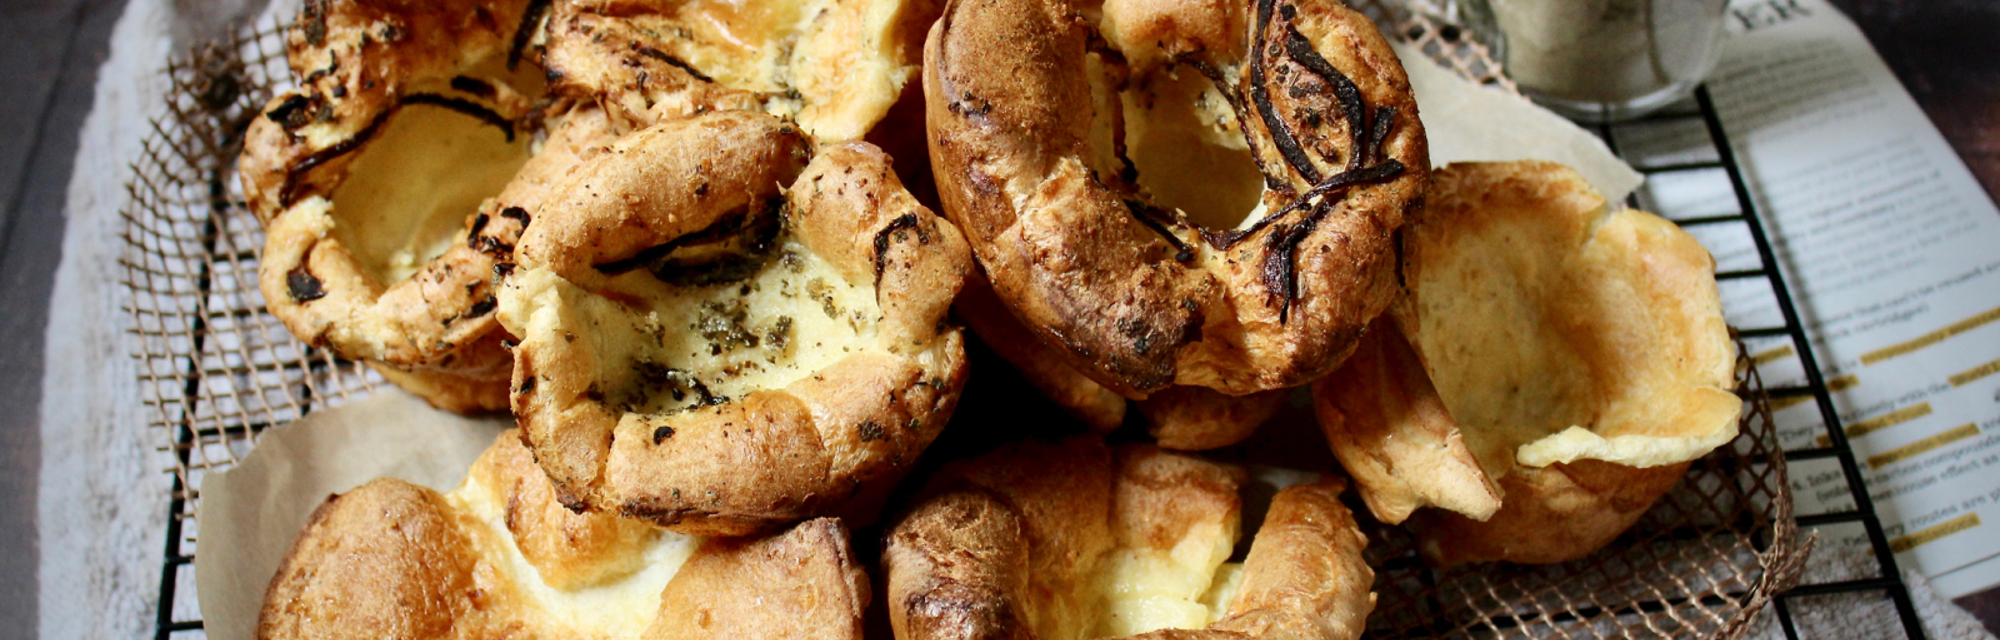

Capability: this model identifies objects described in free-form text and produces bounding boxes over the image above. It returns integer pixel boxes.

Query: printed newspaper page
[1624,0,2000,598]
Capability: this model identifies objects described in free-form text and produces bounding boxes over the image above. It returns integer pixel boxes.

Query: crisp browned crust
[652,519,872,640]
[1409,459,1690,567]
[541,0,939,141]
[246,0,543,219]
[960,270,1287,448]
[1311,318,1498,525]
[538,2,762,129]
[1203,479,1374,640]
[956,270,1128,433]
[499,111,972,536]
[1313,161,1739,565]
[467,427,660,590]
[885,438,1372,640]
[1136,386,1289,451]
[925,0,1428,397]
[258,477,486,640]
[257,431,869,640]
[365,331,515,414]
[241,0,574,411]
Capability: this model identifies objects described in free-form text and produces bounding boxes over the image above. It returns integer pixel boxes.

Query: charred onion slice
[498,111,971,535]
[925,0,1429,396]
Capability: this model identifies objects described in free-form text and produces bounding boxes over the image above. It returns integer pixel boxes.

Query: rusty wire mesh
[1354,0,1517,94]
[1357,357,1808,639]
[124,18,382,510]
[119,19,384,630]
[120,5,1803,638]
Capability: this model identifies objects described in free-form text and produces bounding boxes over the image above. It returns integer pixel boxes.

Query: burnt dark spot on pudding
[593,198,783,286]
[466,296,499,318]
[509,0,553,70]
[467,213,491,246]
[872,213,921,284]
[450,76,499,100]
[286,266,327,302]
[266,94,316,131]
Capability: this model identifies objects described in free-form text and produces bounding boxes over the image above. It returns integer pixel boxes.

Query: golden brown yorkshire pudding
[1312,161,1740,565]
[1313,317,1500,525]
[540,0,940,141]
[258,431,869,640]
[885,437,1373,640]
[926,0,1429,397]
[497,110,973,536]
[1135,386,1291,451]
[241,0,567,411]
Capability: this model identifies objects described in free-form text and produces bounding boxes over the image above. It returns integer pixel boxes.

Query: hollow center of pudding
[514,214,879,416]
[1411,211,1599,475]
[1086,517,1244,639]
[330,103,529,286]
[1122,69,1268,232]
[614,243,872,412]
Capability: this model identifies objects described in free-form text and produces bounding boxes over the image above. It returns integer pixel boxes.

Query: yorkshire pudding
[926,0,1428,397]
[242,0,563,411]
[497,110,972,536]
[258,430,868,640]
[885,437,1372,640]
[1312,161,1740,565]
[540,0,939,141]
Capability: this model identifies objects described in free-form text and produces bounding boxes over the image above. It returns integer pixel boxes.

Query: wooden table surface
[0,0,1992,636]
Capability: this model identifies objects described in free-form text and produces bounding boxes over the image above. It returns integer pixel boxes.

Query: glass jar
[1461,0,1730,122]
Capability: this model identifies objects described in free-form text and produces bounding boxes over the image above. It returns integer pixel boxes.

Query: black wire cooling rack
[1586,87,1928,639]
[118,12,1928,640]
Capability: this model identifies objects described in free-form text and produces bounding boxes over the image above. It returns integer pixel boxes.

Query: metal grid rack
[117,10,1926,640]
[120,22,385,640]
[1591,87,1930,639]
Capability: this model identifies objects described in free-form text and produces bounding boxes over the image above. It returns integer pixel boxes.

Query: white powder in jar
[1487,0,1727,104]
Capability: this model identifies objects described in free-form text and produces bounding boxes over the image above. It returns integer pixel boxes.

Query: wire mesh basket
[1357,354,1807,638]
[119,22,384,636]
[118,4,1853,639]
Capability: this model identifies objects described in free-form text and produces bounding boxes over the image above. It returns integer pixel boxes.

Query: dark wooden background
[0,0,1992,636]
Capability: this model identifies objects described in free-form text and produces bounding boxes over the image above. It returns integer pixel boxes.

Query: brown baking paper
[194,389,511,640]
